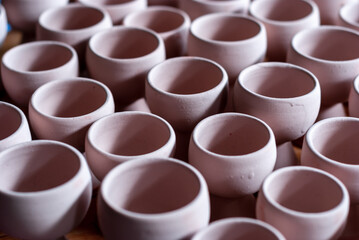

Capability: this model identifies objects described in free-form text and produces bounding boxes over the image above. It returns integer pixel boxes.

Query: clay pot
[187,13,267,85]
[189,112,276,198]
[256,166,350,240]
[123,6,191,58]
[28,77,115,152]
[37,4,112,63]
[311,0,350,25]
[0,4,7,47]
[2,0,69,33]
[249,0,320,61]
[0,101,31,152]
[338,1,359,31]
[1,41,79,107]
[145,56,228,132]
[192,217,285,240]
[349,75,359,118]
[0,140,92,240]
[77,0,147,25]
[301,117,359,204]
[97,157,210,240]
[85,111,176,180]
[179,0,250,21]
[87,26,166,108]
[287,25,359,108]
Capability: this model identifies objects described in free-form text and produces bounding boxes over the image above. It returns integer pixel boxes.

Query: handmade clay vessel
[37,4,112,63]
[97,157,210,240]
[2,0,69,33]
[145,56,228,132]
[192,217,285,240]
[179,0,250,21]
[77,0,147,25]
[28,77,115,152]
[256,166,350,240]
[85,111,176,180]
[0,101,31,152]
[349,75,359,118]
[187,13,267,84]
[1,41,79,107]
[249,0,320,61]
[312,0,350,25]
[123,6,191,58]
[302,117,359,204]
[287,25,359,108]
[0,4,7,47]
[189,112,276,198]
[0,140,92,240]
[338,1,359,31]
[87,26,165,108]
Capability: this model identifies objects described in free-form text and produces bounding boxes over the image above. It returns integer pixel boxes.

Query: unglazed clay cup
[0,101,31,152]
[85,111,176,180]
[192,217,285,240]
[0,140,92,240]
[188,13,266,84]
[98,157,210,240]
[179,0,250,21]
[1,41,79,107]
[256,166,350,240]
[37,4,112,62]
[349,75,359,118]
[249,0,320,61]
[338,1,359,37]
[301,117,359,204]
[145,56,228,132]
[28,77,115,152]
[287,25,359,108]
[312,0,350,25]
[2,0,68,33]
[189,112,276,198]
[0,4,7,47]
[87,26,165,108]
[77,0,147,25]
[123,6,191,58]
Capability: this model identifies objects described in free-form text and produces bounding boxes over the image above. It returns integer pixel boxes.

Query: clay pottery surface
[123,6,191,58]
[192,217,285,240]
[338,1,359,31]
[312,0,350,25]
[256,166,350,240]
[1,41,79,107]
[85,111,176,180]
[301,117,359,204]
[37,4,112,63]
[349,73,359,118]
[233,62,321,145]
[189,112,276,198]
[188,13,266,85]
[179,0,250,21]
[317,102,348,121]
[287,25,359,108]
[2,0,69,33]
[145,56,228,132]
[97,157,210,240]
[249,0,320,61]
[0,4,7,47]
[121,97,151,112]
[28,77,115,152]
[148,0,177,7]
[275,141,299,170]
[0,140,92,240]
[87,26,165,108]
[0,101,31,152]
[77,0,147,25]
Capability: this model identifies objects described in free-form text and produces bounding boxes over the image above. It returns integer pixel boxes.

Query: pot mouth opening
[0,103,23,141]
[340,2,359,27]
[80,0,134,6]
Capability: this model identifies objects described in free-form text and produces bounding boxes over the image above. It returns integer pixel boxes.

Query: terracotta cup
[123,6,191,58]
[0,101,31,152]
[28,77,115,152]
[301,117,359,204]
[249,0,320,61]
[87,26,166,108]
[37,4,112,63]
[179,0,250,21]
[312,0,351,25]
[349,74,359,118]
[85,111,176,181]
[0,140,92,240]
[77,0,147,25]
[0,4,7,47]
[187,12,267,85]
[256,166,350,240]
[145,56,228,132]
[1,41,79,107]
[192,217,285,240]
[338,1,359,34]
[188,112,276,198]
[97,157,210,240]
[287,25,359,108]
